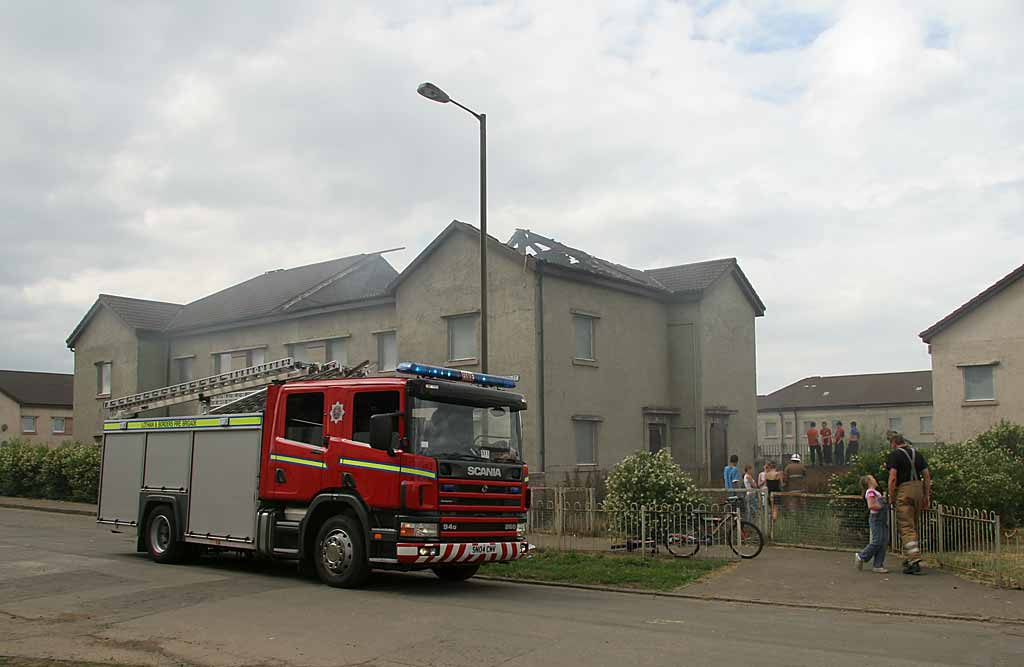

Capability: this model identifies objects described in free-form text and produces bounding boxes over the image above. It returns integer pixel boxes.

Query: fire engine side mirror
[369,413,399,456]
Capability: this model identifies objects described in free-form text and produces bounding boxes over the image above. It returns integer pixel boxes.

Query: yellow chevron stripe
[270,454,327,469]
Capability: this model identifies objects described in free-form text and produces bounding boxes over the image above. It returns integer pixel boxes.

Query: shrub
[0,440,100,503]
[829,422,1024,527]
[603,449,703,512]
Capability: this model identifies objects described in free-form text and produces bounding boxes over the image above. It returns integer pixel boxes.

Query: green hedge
[0,439,100,503]
[830,421,1024,527]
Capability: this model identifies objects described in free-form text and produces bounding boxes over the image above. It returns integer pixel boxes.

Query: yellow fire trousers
[896,480,924,562]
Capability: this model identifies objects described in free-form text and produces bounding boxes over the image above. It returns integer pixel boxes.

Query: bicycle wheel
[664,532,701,558]
[727,520,764,559]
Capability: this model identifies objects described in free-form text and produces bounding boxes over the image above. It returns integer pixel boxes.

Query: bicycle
[664,506,764,559]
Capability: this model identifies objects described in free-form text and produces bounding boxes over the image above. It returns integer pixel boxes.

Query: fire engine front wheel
[314,515,369,588]
[432,564,480,582]
[146,505,185,564]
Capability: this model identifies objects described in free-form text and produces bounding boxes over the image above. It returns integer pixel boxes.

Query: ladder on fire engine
[104,358,367,419]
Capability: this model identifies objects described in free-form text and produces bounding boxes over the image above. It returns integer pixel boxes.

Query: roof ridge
[99,293,184,307]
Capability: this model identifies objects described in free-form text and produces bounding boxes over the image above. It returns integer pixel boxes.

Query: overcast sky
[2,1,1021,393]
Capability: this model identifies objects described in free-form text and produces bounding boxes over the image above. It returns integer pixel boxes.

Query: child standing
[855,475,889,573]
[742,464,759,522]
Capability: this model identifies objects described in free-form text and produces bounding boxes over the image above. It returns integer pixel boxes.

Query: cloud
[0,0,1022,396]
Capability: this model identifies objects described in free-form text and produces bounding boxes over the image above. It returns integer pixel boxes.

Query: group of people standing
[805,420,860,466]
[724,453,807,521]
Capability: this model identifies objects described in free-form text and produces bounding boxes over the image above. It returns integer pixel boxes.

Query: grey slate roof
[99,295,183,330]
[758,370,932,411]
[166,254,396,332]
[507,229,765,315]
[644,259,735,293]
[0,370,74,407]
[920,261,1024,343]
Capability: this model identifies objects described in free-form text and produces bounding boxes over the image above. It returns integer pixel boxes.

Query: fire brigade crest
[329,401,345,424]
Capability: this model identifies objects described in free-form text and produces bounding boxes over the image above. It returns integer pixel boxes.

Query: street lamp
[417,82,489,374]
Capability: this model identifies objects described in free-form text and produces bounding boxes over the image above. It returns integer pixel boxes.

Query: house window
[447,314,478,362]
[573,315,595,361]
[173,357,194,383]
[963,365,995,401]
[21,416,37,434]
[920,416,934,434]
[327,338,348,365]
[282,392,324,446]
[51,417,67,434]
[288,343,311,363]
[647,422,667,454]
[377,331,397,371]
[783,421,794,436]
[96,362,112,396]
[214,348,266,373]
[764,421,778,437]
[888,416,903,432]
[573,418,598,465]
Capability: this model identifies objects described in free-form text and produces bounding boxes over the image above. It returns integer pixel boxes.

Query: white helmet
[790,454,802,462]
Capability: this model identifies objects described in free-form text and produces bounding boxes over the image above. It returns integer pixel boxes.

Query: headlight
[399,522,438,539]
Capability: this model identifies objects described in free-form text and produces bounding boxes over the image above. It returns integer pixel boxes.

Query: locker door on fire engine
[268,388,327,501]
[331,388,402,509]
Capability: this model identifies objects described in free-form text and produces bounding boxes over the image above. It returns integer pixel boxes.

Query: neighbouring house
[67,222,765,483]
[757,370,934,460]
[0,370,75,447]
[920,261,1024,443]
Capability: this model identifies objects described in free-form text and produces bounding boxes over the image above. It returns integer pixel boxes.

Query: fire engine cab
[96,360,530,588]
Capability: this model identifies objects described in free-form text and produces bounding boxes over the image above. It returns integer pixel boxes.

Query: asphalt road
[2,508,1022,667]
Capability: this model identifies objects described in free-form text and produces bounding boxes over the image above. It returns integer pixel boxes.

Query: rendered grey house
[68,222,764,484]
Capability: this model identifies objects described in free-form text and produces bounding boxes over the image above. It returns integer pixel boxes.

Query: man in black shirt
[886,435,932,574]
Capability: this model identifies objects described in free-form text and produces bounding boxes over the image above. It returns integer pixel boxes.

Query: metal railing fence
[526,501,745,560]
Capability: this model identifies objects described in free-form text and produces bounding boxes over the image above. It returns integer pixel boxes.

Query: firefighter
[886,434,932,575]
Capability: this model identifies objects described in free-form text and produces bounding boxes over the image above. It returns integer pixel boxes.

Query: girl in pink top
[854,475,889,573]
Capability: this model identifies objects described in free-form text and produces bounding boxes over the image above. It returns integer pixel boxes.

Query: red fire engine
[97,360,530,588]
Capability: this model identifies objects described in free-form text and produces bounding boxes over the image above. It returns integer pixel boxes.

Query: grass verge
[480,550,730,591]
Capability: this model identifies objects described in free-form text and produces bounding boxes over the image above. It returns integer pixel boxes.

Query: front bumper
[397,540,528,565]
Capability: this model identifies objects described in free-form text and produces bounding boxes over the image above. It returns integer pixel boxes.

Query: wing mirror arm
[369,411,403,457]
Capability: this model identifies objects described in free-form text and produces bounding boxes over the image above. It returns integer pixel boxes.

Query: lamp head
[417,82,451,103]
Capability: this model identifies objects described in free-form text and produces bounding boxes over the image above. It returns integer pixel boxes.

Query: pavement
[2,504,1024,666]
[0,496,95,516]
[683,545,1024,623]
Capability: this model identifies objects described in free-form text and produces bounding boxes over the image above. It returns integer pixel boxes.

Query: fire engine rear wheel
[432,564,480,582]
[314,515,369,588]
[146,505,185,564]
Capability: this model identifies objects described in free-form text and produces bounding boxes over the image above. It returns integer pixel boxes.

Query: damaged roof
[507,228,765,314]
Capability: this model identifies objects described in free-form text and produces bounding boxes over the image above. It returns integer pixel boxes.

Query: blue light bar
[396,362,518,389]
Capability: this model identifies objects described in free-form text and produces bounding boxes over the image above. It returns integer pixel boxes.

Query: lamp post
[417,82,489,374]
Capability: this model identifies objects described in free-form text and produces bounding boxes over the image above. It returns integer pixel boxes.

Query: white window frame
[446,313,478,362]
[962,364,995,401]
[783,421,794,436]
[327,337,349,365]
[572,416,600,465]
[51,417,67,434]
[376,331,398,371]
[920,415,934,434]
[96,362,112,397]
[573,313,596,362]
[22,416,37,434]
[213,347,266,373]
[764,421,778,437]
[888,416,903,432]
[173,357,195,383]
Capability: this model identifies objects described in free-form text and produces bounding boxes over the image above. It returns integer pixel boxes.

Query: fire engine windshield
[408,398,522,462]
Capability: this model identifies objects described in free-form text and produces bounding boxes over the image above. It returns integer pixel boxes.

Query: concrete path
[3,507,1024,666]
[683,546,1024,622]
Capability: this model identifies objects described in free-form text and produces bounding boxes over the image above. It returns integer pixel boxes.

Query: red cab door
[331,387,402,509]
[267,387,328,501]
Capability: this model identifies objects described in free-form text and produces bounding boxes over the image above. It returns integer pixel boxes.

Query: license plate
[470,544,498,555]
